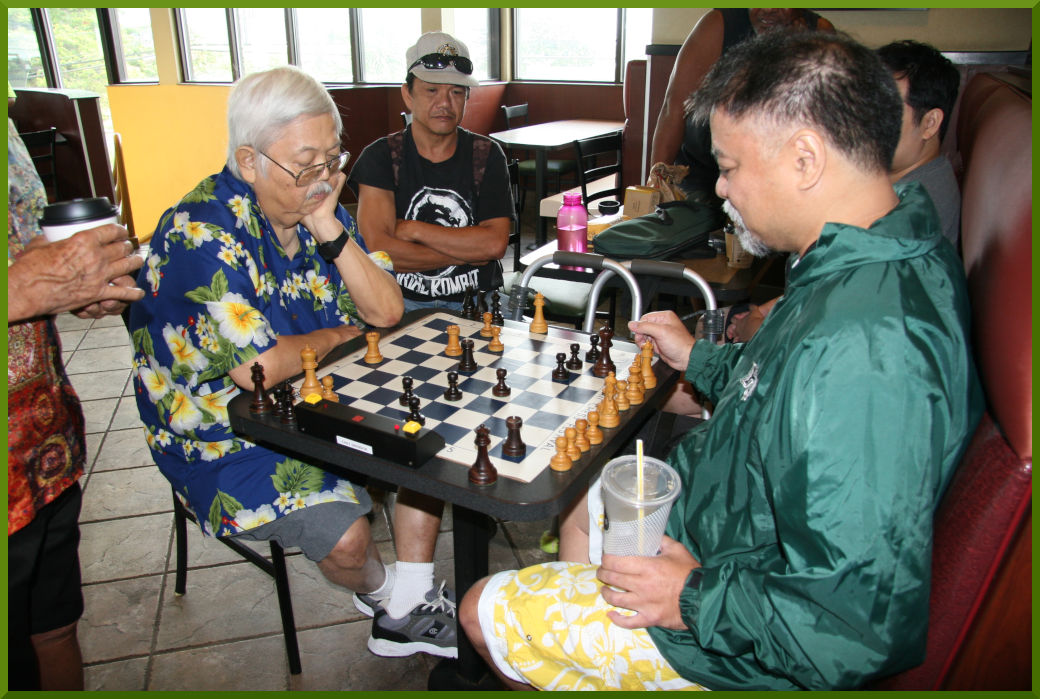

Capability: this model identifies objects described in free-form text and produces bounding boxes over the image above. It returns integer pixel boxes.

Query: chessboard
[291,312,657,483]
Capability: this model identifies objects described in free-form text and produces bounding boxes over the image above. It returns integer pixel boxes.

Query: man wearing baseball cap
[349,31,512,313]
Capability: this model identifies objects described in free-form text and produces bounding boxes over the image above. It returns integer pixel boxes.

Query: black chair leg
[270,541,302,675]
[172,492,189,596]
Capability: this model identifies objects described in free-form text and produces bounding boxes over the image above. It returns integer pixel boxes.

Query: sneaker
[353,590,390,618]
[367,582,458,659]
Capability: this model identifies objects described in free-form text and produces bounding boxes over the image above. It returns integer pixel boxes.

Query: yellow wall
[652,8,1033,50]
[108,83,230,239]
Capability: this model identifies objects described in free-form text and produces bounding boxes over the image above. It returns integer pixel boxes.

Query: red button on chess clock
[352,415,364,422]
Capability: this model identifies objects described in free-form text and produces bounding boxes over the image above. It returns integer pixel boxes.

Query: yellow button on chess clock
[401,421,422,434]
[304,393,322,404]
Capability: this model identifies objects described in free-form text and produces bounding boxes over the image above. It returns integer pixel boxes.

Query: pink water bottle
[556,192,588,269]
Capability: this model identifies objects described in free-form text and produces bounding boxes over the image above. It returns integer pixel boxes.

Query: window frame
[510,7,636,85]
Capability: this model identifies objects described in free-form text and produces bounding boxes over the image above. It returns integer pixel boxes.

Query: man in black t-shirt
[348,31,513,312]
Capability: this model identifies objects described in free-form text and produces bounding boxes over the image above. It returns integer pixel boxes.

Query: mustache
[306,181,333,201]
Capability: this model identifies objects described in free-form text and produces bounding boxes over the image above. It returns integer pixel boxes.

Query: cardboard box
[622,186,661,218]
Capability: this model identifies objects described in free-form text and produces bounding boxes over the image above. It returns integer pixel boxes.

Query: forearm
[228,325,358,389]
[649,102,685,168]
[7,250,141,322]
[395,218,508,264]
[331,238,403,328]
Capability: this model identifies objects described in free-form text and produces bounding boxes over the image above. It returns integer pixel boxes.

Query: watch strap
[317,229,349,262]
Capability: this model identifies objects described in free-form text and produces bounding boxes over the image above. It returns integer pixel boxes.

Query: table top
[228,310,677,522]
[489,119,625,150]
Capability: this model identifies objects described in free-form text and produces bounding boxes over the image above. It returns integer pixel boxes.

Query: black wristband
[685,568,704,590]
[317,229,349,262]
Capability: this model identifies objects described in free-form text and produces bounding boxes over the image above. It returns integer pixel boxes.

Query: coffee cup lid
[597,200,621,216]
[40,197,117,227]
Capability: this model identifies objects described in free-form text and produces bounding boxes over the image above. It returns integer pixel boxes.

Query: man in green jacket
[458,31,983,690]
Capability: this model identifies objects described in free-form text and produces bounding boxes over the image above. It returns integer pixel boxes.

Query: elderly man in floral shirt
[130,66,458,659]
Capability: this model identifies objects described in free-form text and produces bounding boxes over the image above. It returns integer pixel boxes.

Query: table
[518,239,774,308]
[490,119,625,245]
[227,309,677,689]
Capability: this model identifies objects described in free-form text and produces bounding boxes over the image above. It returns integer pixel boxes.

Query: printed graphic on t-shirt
[397,186,479,298]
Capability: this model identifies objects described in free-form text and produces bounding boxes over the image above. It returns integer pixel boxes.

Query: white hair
[226,66,342,180]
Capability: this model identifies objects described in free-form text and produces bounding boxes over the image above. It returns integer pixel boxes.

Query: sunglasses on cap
[409,52,473,75]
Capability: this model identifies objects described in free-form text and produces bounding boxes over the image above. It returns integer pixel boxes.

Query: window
[179,8,233,82]
[513,8,648,82]
[238,8,289,76]
[357,9,421,83]
[296,9,354,83]
[110,8,158,82]
[8,8,47,87]
[451,8,497,82]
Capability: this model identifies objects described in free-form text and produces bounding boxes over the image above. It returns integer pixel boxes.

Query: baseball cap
[406,32,478,88]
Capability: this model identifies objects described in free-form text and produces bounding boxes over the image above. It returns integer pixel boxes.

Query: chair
[19,126,58,201]
[506,159,523,270]
[401,111,412,128]
[111,133,138,244]
[573,132,625,215]
[500,103,576,211]
[870,72,1031,691]
[118,314,303,675]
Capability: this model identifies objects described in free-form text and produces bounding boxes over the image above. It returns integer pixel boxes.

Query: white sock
[369,562,395,600]
[386,560,434,619]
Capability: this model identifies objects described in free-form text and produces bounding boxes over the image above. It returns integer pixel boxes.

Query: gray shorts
[228,487,373,562]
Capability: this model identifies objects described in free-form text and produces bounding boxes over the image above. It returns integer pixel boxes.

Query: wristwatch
[317,229,349,262]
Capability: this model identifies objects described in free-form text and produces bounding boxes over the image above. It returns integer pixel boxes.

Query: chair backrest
[506,159,522,268]
[111,132,136,242]
[400,111,412,128]
[871,71,1032,691]
[19,126,58,200]
[501,103,529,129]
[573,132,624,212]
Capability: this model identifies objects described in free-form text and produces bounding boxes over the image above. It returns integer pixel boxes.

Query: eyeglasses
[409,52,473,76]
[259,150,351,187]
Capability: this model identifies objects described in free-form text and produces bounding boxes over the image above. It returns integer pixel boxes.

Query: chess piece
[549,435,572,472]
[626,362,644,405]
[469,425,498,485]
[565,427,581,461]
[249,362,273,414]
[641,341,657,389]
[461,287,476,320]
[586,411,604,445]
[492,368,511,397]
[599,373,620,428]
[399,376,414,406]
[280,390,297,426]
[585,333,601,363]
[615,380,631,412]
[565,343,583,371]
[300,345,321,399]
[530,292,548,334]
[457,338,478,373]
[476,288,489,316]
[363,331,383,364]
[407,396,425,426]
[321,375,339,402]
[480,311,494,337]
[502,416,526,458]
[487,325,504,352]
[269,382,285,417]
[444,371,463,401]
[598,372,616,413]
[445,325,463,357]
[491,290,504,325]
[574,418,591,452]
[592,326,615,378]
[551,352,569,382]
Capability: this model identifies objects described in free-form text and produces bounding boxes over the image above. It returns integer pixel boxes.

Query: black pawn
[280,390,297,426]
[457,338,478,373]
[249,362,273,414]
[269,383,285,417]
[461,287,476,320]
[469,425,497,485]
[444,371,463,401]
[565,343,583,371]
[407,396,425,426]
[476,288,488,316]
[585,333,601,363]
[502,416,526,458]
[492,367,511,397]
[552,352,569,382]
[399,376,414,406]
[491,290,504,325]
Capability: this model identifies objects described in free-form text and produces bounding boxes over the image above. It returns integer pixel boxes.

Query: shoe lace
[420,581,457,617]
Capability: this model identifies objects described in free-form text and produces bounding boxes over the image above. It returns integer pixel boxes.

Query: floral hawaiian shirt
[129,167,393,537]
[7,119,86,535]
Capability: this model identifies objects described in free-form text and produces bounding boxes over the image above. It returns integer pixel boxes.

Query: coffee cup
[39,197,119,242]
[601,455,681,556]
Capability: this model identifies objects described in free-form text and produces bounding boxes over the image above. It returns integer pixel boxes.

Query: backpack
[592,199,721,260]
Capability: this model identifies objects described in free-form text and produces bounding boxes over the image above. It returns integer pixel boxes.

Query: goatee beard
[723,200,772,258]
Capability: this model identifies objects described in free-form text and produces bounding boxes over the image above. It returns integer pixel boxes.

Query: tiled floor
[61,212,562,691]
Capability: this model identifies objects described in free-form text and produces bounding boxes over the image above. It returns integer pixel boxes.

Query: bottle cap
[562,192,583,206]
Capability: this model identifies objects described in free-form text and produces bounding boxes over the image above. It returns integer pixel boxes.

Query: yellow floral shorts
[477,561,706,691]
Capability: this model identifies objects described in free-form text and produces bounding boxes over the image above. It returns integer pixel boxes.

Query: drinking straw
[636,439,645,553]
